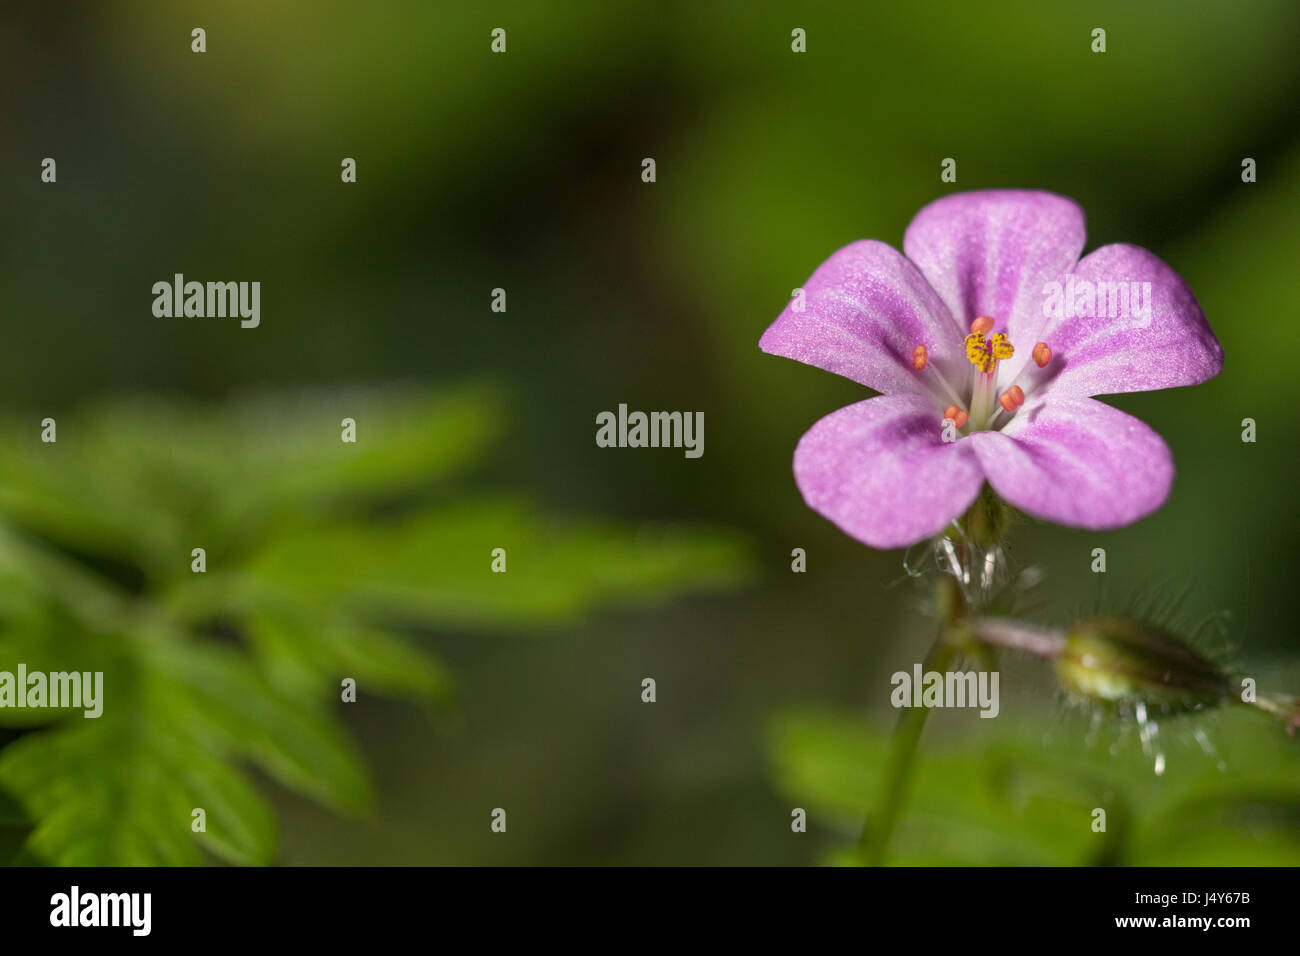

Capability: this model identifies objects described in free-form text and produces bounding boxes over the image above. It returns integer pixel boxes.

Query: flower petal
[968,397,1173,530]
[793,394,984,549]
[759,239,965,399]
[1021,243,1223,398]
[903,190,1086,348]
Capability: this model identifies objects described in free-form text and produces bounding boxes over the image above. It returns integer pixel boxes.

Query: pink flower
[760,190,1223,549]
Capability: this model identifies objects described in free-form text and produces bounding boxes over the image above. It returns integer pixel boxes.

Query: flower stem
[858,628,959,865]
[971,617,1065,659]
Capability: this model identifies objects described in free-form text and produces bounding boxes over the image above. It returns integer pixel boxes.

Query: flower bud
[1056,617,1232,714]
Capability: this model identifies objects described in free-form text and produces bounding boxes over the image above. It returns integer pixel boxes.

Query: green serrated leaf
[144,640,372,815]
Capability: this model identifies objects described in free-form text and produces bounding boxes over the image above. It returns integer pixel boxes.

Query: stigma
[964,331,1014,374]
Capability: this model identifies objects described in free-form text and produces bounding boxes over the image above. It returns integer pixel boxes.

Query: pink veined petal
[759,239,965,400]
[903,190,1086,367]
[792,394,985,549]
[1016,243,1224,398]
[968,397,1174,530]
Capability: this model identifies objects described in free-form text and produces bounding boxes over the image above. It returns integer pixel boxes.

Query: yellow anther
[964,332,994,373]
[990,333,1014,360]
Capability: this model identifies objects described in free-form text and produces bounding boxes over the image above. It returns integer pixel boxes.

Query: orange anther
[943,404,961,420]
[1033,342,1052,368]
[969,316,995,334]
[1007,385,1024,405]
[951,409,969,428]
[912,344,928,371]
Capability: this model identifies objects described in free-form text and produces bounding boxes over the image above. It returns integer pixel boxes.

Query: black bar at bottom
[0,865,1282,942]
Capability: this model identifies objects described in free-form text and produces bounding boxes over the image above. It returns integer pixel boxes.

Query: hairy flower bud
[971,614,1300,736]
[1056,617,1232,714]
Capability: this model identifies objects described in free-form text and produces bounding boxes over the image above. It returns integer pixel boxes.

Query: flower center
[913,317,1053,433]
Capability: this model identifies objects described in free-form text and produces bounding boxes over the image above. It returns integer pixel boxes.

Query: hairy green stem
[859,630,959,865]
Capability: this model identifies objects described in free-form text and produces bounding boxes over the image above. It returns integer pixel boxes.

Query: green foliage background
[0,0,1297,863]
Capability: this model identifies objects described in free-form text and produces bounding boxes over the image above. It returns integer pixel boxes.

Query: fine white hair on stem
[972,617,1066,659]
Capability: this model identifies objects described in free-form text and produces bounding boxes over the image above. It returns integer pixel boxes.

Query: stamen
[969,316,994,334]
[991,342,1056,419]
[998,385,1025,413]
[943,405,969,428]
[990,333,1014,360]
[915,346,967,410]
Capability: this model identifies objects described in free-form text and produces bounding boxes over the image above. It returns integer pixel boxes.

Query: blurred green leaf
[240,499,753,631]
[0,386,753,864]
[769,696,1300,866]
